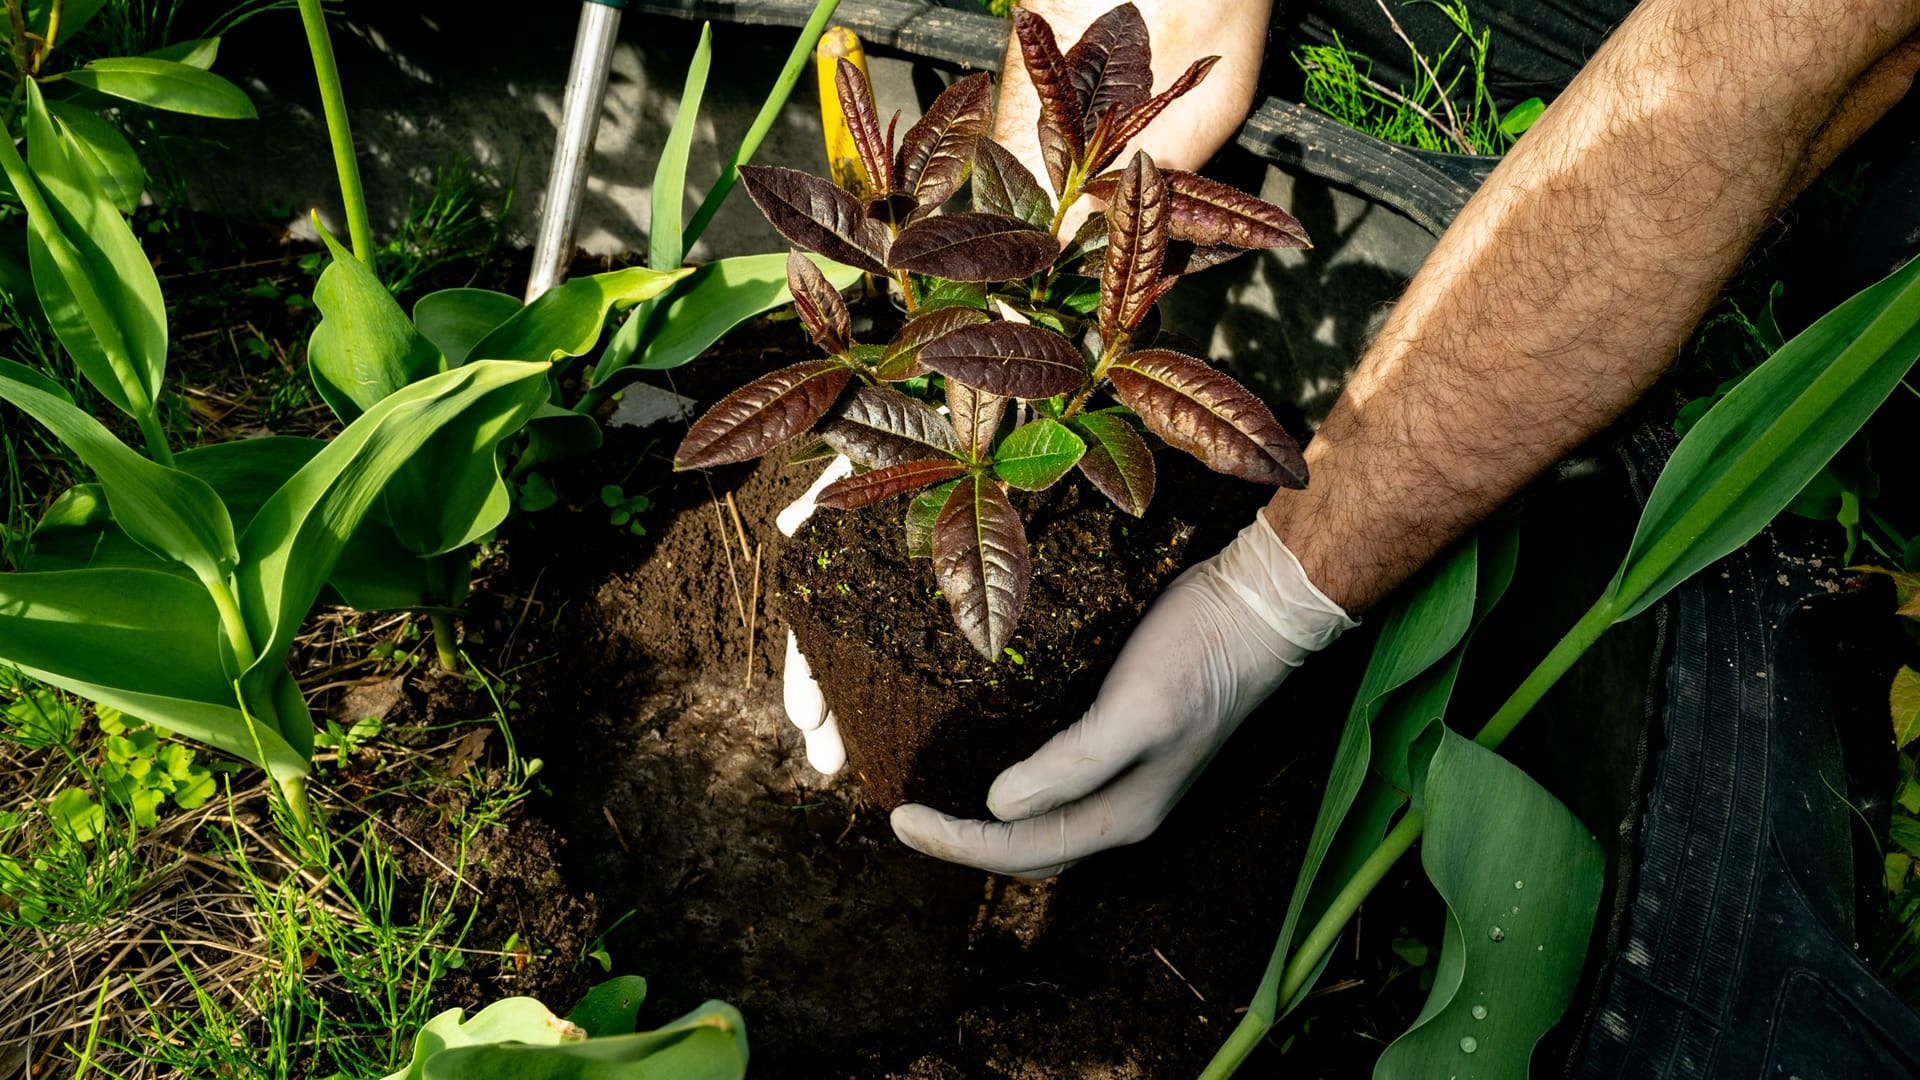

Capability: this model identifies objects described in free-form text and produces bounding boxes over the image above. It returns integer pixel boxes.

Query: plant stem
[894,269,919,315]
[1472,594,1616,749]
[207,576,257,668]
[295,0,374,265]
[1203,593,1622,1077]
[430,613,460,671]
[136,406,174,466]
[280,774,312,831]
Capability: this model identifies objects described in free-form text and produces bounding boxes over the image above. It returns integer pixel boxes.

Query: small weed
[377,157,516,299]
[601,484,653,536]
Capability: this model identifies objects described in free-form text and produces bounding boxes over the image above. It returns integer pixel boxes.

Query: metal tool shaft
[526,1,625,302]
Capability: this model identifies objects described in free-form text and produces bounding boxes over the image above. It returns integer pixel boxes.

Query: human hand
[776,455,853,775]
[889,512,1356,878]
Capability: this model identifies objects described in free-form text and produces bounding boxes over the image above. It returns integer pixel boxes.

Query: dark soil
[780,459,1268,816]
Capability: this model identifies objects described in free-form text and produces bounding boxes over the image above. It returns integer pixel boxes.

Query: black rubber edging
[631,0,1501,236]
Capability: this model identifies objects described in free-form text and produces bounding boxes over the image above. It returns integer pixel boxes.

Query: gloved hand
[889,511,1356,878]
[776,455,853,775]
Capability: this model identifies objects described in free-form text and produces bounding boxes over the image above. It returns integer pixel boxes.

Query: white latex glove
[777,455,854,775]
[889,512,1357,878]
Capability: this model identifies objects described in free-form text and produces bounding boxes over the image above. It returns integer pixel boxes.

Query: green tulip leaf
[0,359,235,589]
[422,1001,749,1080]
[469,265,691,366]
[0,82,166,424]
[45,101,144,214]
[0,568,307,784]
[414,288,523,368]
[650,23,711,272]
[1375,730,1603,1080]
[566,976,649,1038]
[309,223,443,422]
[64,57,256,119]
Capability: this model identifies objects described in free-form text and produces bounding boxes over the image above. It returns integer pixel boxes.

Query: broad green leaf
[309,223,442,422]
[46,101,144,214]
[649,23,711,272]
[175,438,325,535]
[597,253,861,387]
[378,996,583,1080]
[1,82,166,422]
[905,478,961,559]
[517,403,603,475]
[470,266,690,366]
[422,1001,749,1080]
[1894,666,1920,749]
[64,58,256,119]
[143,37,220,69]
[1611,254,1920,622]
[0,360,235,588]
[1067,411,1153,516]
[567,976,649,1038]
[992,418,1084,489]
[234,361,550,705]
[1375,730,1603,1080]
[0,568,307,783]
[328,513,435,613]
[414,288,522,368]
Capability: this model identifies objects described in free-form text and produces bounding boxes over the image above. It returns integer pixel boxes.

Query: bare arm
[1266,0,1920,614]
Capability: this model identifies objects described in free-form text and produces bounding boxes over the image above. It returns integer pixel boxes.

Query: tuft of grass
[375,157,518,300]
[1294,0,1539,156]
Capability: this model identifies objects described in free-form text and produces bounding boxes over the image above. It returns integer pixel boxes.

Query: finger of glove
[987,587,1216,822]
[776,455,854,537]
[896,768,1172,877]
[804,713,847,774]
[783,630,829,732]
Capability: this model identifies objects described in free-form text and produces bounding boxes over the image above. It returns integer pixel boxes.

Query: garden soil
[389,315,1443,1078]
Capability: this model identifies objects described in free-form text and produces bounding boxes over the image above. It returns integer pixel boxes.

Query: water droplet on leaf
[1460,1036,1479,1054]
[1514,880,1524,890]
[1487,925,1505,942]
[1471,1004,1488,1020]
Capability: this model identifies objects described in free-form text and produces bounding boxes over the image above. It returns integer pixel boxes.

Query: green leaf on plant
[992,418,1085,490]
[649,24,711,271]
[1375,730,1603,1079]
[49,787,104,843]
[309,222,444,422]
[1893,666,1920,749]
[46,101,145,214]
[566,976,649,1038]
[904,479,960,559]
[64,57,256,119]
[415,288,523,368]
[1496,96,1545,137]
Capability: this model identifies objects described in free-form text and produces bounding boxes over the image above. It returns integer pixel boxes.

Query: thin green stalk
[295,0,373,265]
[1472,594,1616,749]
[429,614,459,671]
[136,407,174,466]
[206,577,257,668]
[681,0,841,253]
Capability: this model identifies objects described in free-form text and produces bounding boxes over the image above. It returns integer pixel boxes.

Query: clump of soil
[780,459,1268,815]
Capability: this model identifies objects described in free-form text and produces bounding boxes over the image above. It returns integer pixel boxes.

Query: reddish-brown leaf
[818,458,970,509]
[1058,209,1109,274]
[1107,349,1306,486]
[1093,56,1218,175]
[739,165,890,274]
[817,384,963,467]
[970,138,1053,229]
[896,72,993,213]
[1099,151,1169,336]
[1067,411,1156,516]
[1013,8,1084,154]
[835,58,893,194]
[1162,239,1250,276]
[786,250,850,355]
[887,212,1058,281]
[1166,170,1310,248]
[674,360,851,469]
[920,321,1087,399]
[879,306,989,380]
[932,474,1031,658]
[1065,3,1152,125]
[947,381,1007,460]
[865,192,921,228]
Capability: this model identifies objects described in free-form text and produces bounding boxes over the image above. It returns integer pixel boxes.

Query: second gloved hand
[889,511,1356,878]
[777,455,852,775]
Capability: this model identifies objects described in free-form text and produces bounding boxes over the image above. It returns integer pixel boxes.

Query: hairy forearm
[1265,0,1920,614]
